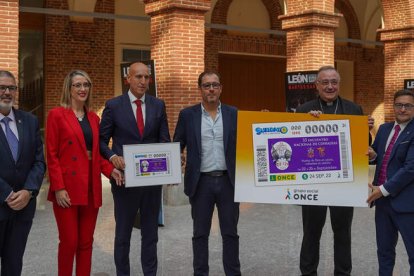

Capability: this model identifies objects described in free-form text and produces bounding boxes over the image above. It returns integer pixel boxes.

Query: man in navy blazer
[100,62,170,276]
[0,70,45,275]
[174,71,240,276]
[367,89,414,276]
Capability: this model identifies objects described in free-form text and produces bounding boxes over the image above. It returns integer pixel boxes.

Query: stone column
[144,0,211,133]
[144,0,211,205]
[379,0,414,122]
[379,27,414,122]
[279,0,341,71]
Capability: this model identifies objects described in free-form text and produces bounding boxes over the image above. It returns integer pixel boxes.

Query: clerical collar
[319,97,338,106]
[319,97,339,114]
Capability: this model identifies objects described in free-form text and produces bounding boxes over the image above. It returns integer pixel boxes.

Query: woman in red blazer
[46,70,122,276]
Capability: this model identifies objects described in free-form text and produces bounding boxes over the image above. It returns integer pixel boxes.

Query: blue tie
[2,117,19,161]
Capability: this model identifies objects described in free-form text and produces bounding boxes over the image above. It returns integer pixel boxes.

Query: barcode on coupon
[256,146,268,182]
[339,132,349,178]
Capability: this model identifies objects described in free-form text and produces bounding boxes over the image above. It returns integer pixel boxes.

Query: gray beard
[0,101,13,113]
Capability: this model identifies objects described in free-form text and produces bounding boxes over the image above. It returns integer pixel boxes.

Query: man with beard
[0,70,45,275]
[367,89,414,275]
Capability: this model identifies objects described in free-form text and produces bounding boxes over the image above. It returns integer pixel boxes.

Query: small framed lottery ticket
[123,142,182,187]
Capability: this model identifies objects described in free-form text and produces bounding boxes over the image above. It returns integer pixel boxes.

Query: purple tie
[377,124,401,185]
[1,117,19,161]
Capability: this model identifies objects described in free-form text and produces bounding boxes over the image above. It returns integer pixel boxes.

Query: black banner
[285,71,318,112]
[404,79,414,90]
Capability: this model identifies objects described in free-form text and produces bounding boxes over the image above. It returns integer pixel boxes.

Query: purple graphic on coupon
[140,158,168,173]
[268,136,341,173]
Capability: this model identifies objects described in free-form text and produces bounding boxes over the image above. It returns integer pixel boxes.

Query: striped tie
[377,124,401,185]
[1,117,19,161]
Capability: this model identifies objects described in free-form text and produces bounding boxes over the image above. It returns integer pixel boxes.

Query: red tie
[377,124,401,185]
[135,99,144,136]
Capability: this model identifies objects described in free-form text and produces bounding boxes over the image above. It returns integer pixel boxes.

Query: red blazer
[46,107,113,208]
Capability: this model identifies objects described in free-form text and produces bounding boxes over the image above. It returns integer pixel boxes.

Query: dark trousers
[112,184,162,276]
[0,215,33,276]
[375,197,414,276]
[300,205,353,276]
[190,174,241,276]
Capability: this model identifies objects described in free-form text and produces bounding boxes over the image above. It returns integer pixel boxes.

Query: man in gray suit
[296,65,373,276]
[0,70,45,275]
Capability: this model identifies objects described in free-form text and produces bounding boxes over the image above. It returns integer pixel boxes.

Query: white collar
[128,90,146,104]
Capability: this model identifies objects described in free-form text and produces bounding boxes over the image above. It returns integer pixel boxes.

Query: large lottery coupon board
[235,111,369,207]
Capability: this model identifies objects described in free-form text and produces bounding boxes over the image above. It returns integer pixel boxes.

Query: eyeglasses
[72,82,91,89]
[394,103,414,110]
[201,82,221,90]
[0,85,18,93]
[317,79,339,86]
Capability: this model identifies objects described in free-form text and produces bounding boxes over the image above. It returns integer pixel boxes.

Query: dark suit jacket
[100,93,170,178]
[295,96,363,115]
[0,108,45,220]
[46,107,114,208]
[371,120,414,213]
[173,103,237,198]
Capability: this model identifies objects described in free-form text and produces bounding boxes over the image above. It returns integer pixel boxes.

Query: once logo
[302,174,309,180]
[285,189,291,200]
[292,193,318,201]
[274,174,296,181]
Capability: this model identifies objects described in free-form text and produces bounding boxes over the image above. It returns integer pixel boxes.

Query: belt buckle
[206,170,226,177]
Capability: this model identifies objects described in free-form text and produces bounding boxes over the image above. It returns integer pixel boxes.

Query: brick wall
[380,0,414,122]
[44,0,114,118]
[281,14,340,71]
[206,0,382,126]
[145,0,210,134]
[336,45,384,128]
[0,0,19,90]
[284,0,335,14]
[381,32,414,122]
[205,32,286,71]
[381,0,414,30]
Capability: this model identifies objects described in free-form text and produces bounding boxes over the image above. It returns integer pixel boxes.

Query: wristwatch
[27,190,35,199]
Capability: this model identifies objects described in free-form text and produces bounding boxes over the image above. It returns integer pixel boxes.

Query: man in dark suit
[174,71,240,276]
[100,62,170,276]
[0,70,45,275]
[296,66,373,276]
[367,89,414,276]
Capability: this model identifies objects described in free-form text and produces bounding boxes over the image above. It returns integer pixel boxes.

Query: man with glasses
[174,71,241,276]
[296,65,373,276]
[0,70,45,275]
[367,89,414,275]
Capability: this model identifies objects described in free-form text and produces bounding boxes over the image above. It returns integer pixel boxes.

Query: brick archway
[211,0,282,30]
[259,0,283,30]
[211,0,231,26]
[335,0,361,40]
